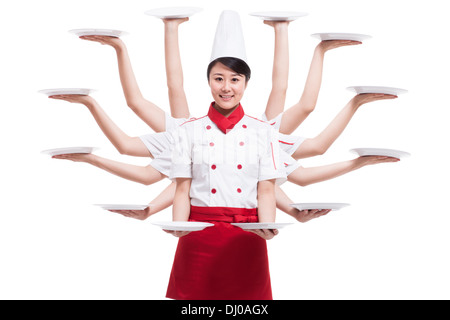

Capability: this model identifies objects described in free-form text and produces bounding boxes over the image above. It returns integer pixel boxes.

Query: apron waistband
[190,205,258,223]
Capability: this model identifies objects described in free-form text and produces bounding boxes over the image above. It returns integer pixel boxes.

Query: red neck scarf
[207,102,245,134]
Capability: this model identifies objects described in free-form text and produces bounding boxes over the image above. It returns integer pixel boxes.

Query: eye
[231,77,240,82]
[215,77,223,82]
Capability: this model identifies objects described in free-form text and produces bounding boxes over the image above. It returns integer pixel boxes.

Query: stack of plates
[231,222,293,230]
[311,33,371,42]
[95,204,150,211]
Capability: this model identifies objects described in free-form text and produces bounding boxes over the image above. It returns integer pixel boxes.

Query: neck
[213,102,239,118]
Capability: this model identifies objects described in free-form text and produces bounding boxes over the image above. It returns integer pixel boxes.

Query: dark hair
[207,57,251,82]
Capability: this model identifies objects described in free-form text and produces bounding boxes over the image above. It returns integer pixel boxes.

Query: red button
[239,142,245,146]
[237,164,242,170]
[211,164,216,170]
[211,188,217,194]
[210,142,214,147]
[237,188,242,193]
[206,125,211,130]
[242,124,247,129]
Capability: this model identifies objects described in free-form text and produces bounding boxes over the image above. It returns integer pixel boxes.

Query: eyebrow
[212,72,244,77]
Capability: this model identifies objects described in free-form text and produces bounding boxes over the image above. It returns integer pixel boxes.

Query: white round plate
[145,7,203,19]
[249,11,308,21]
[69,29,128,37]
[38,88,95,96]
[289,203,350,211]
[231,222,293,230]
[95,204,150,211]
[347,86,408,96]
[41,147,98,156]
[151,221,214,232]
[350,148,411,159]
[311,33,372,42]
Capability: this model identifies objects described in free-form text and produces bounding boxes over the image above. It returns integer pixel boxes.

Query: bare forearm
[148,182,176,215]
[87,154,165,185]
[172,178,191,221]
[288,159,360,187]
[265,23,289,121]
[257,180,276,223]
[275,184,297,218]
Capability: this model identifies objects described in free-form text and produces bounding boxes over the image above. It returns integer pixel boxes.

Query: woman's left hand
[246,228,279,240]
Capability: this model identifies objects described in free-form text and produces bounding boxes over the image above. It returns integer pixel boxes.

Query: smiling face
[208,62,248,116]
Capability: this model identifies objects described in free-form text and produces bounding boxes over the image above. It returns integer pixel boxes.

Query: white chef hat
[210,10,247,63]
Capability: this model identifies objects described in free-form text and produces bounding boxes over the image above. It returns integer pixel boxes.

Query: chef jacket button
[206,125,211,130]
[209,142,215,147]
[237,164,242,170]
[239,141,245,146]
[237,188,242,193]
[242,124,247,129]
[211,188,217,194]
[211,164,216,170]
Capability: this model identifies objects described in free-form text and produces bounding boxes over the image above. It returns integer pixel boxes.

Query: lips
[220,95,233,101]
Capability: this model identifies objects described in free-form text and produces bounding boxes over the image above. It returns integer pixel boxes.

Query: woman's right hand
[79,35,124,50]
[48,94,95,107]
[163,230,191,238]
[51,153,94,163]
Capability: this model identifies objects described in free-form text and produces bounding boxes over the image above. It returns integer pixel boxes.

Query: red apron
[166,206,272,300]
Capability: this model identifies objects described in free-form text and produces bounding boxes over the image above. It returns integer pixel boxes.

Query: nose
[221,80,231,92]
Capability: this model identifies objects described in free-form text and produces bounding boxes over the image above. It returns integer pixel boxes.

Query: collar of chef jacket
[207,102,245,134]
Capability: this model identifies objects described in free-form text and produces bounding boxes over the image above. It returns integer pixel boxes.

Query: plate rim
[346,85,408,95]
[231,222,294,229]
[249,11,308,20]
[144,6,203,18]
[311,32,372,41]
[349,147,411,158]
[68,28,129,37]
[38,88,96,96]
[41,146,98,155]
[289,203,350,210]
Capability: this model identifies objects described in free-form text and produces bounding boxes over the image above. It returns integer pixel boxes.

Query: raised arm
[279,40,361,134]
[52,153,166,185]
[292,93,397,159]
[264,21,290,121]
[287,156,400,187]
[163,18,190,118]
[79,35,166,132]
[49,94,151,157]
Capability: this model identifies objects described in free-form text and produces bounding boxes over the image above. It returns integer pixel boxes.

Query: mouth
[219,95,233,101]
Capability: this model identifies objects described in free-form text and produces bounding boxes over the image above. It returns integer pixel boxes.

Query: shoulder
[243,114,272,129]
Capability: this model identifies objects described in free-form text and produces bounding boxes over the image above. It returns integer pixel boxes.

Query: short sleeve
[165,113,189,132]
[258,128,287,184]
[168,127,193,180]
[278,133,306,156]
[139,131,172,158]
[261,112,283,131]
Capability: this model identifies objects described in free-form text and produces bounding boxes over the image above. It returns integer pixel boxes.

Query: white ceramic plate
[347,86,408,96]
[41,147,98,156]
[151,221,214,231]
[350,148,411,159]
[290,203,350,211]
[231,222,293,230]
[69,29,128,37]
[38,88,95,96]
[95,204,150,211]
[145,7,203,19]
[249,11,308,21]
[311,33,372,42]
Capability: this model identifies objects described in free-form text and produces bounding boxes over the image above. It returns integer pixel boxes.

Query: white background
[1,0,449,300]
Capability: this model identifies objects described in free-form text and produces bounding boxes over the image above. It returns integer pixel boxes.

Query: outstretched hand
[293,209,332,223]
[108,207,152,221]
[79,35,123,49]
[245,228,279,240]
[318,39,362,53]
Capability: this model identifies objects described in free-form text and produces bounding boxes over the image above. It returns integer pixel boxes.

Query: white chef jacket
[141,111,302,177]
[152,103,286,209]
